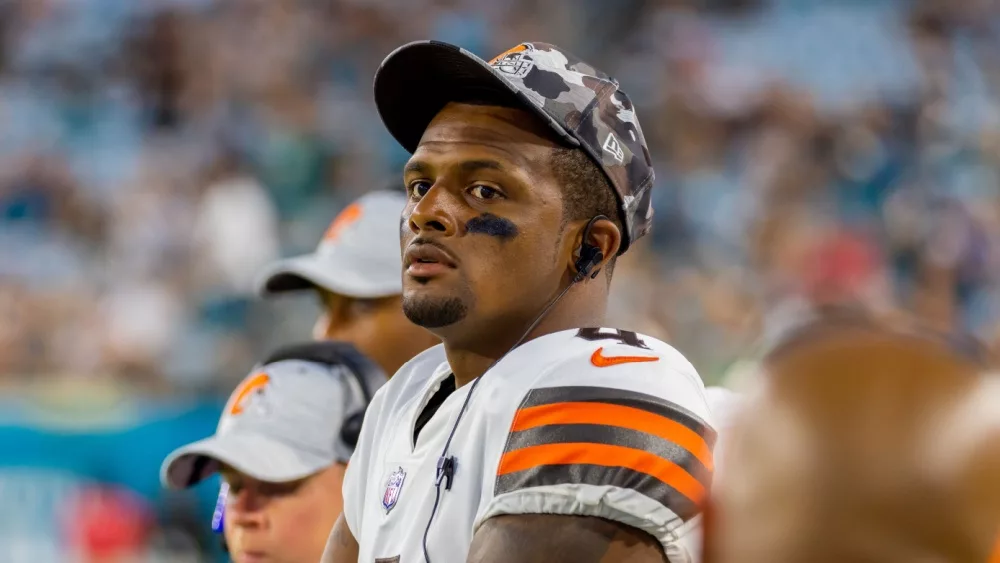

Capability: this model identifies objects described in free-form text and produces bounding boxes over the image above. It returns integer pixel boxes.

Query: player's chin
[402,283,453,307]
[401,289,469,330]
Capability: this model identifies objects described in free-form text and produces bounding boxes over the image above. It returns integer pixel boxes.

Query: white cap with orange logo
[254,190,407,299]
[159,358,366,488]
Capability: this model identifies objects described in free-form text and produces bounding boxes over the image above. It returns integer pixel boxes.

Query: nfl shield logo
[382,467,406,513]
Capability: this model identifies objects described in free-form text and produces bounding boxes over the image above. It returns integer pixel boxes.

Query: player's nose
[407,184,457,237]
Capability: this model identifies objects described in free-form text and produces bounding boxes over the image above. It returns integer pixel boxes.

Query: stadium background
[1,0,998,560]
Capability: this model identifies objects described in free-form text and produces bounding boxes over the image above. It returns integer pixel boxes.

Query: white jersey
[343,328,716,563]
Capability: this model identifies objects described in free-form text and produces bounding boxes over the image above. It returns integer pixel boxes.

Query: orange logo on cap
[227,372,270,416]
[323,203,363,242]
[489,44,529,65]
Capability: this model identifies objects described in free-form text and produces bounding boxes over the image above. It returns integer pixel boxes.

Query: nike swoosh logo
[590,347,660,368]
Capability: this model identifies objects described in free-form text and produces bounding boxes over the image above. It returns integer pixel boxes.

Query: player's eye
[468,184,504,201]
[408,181,432,199]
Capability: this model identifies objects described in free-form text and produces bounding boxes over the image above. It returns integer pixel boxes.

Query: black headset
[572,215,609,283]
[262,340,388,450]
[421,214,609,563]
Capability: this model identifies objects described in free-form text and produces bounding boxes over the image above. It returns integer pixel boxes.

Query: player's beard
[402,295,469,328]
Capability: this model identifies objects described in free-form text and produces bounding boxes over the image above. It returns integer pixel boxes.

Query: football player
[704,310,1000,563]
[322,41,715,563]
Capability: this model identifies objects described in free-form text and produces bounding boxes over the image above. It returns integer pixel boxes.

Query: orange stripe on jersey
[511,401,714,472]
[494,386,715,521]
[497,442,707,505]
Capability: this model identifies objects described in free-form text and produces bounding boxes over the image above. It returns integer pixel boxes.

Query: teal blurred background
[2,0,999,560]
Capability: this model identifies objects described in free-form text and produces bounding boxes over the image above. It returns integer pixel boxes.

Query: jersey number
[575,328,650,350]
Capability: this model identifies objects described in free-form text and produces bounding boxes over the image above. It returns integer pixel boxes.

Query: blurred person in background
[703,309,1000,563]
[255,189,439,376]
[162,341,387,563]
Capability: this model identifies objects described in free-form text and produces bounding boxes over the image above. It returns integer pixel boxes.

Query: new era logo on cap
[603,133,625,163]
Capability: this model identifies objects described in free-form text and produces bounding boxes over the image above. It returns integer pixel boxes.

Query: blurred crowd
[1,0,1000,559]
[3,0,1000,390]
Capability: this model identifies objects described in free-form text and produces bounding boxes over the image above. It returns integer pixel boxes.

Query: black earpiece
[339,411,366,449]
[572,215,609,283]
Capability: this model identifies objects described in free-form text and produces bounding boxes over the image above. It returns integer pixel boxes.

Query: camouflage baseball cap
[373,40,654,254]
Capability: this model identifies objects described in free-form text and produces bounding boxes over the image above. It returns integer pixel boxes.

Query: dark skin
[321,103,665,562]
[400,102,619,388]
[312,288,439,376]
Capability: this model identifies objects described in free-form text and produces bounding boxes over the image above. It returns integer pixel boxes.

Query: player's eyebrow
[403,161,429,176]
[404,159,510,176]
[459,159,505,174]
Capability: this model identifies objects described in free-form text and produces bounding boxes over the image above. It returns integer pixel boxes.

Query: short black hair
[551,147,621,279]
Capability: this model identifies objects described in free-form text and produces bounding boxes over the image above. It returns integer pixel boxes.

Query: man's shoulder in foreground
[473,328,716,563]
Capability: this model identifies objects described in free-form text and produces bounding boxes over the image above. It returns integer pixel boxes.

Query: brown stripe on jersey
[519,386,717,450]
[507,396,714,472]
[495,463,701,522]
[504,423,711,488]
[495,386,716,513]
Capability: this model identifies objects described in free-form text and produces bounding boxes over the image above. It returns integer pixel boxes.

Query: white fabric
[343,328,714,563]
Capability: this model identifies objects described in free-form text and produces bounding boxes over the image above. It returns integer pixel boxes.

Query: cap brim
[374,41,578,154]
[160,433,332,489]
[255,254,401,299]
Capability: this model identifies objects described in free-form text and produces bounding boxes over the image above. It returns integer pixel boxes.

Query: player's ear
[565,217,620,277]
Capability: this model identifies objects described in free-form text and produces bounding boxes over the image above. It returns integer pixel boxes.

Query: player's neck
[444,296,607,387]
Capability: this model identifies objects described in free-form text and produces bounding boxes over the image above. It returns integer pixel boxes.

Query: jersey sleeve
[476,337,716,562]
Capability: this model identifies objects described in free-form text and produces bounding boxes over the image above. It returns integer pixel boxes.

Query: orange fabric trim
[497,442,706,505]
[511,401,713,471]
